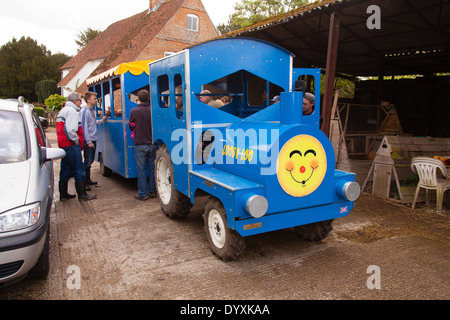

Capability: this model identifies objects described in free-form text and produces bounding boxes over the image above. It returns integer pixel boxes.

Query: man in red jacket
[56,92,96,202]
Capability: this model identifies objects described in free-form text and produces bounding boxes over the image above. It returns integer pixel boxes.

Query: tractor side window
[174,73,184,120]
[158,75,170,108]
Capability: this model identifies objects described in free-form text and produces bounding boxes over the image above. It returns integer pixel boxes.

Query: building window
[187,14,199,32]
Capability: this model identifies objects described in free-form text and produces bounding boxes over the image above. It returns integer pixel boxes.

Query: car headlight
[0,203,41,233]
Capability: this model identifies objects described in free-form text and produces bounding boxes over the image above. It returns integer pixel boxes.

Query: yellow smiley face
[277,135,327,197]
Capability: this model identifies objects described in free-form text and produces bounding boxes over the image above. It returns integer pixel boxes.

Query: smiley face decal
[277,135,327,197]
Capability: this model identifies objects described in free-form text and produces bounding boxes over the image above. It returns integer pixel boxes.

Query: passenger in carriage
[199,90,222,108]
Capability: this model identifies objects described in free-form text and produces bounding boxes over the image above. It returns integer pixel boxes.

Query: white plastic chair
[411,157,450,213]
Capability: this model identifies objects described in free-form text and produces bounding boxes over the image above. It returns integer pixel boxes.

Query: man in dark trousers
[129,90,156,200]
[56,92,96,202]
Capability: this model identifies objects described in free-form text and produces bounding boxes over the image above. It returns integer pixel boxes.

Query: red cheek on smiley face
[286,160,294,171]
[310,158,319,169]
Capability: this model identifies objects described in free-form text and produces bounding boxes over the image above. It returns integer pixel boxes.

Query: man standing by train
[57,92,97,202]
[129,89,157,200]
[81,92,106,189]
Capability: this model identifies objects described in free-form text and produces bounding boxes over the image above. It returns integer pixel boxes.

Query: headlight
[0,203,41,233]
[336,181,360,201]
[242,194,268,218]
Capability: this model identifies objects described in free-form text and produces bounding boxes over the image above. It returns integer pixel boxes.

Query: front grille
[0,261,24,279]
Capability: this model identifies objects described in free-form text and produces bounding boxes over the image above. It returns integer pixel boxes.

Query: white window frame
[187,14,199,32]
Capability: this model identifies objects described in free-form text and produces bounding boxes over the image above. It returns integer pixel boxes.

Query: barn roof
[225,0,450,77]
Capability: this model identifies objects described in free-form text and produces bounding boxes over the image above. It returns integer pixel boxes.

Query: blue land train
[149,38,360,260]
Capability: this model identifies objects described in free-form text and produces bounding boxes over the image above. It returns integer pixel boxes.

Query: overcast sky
[0,0,239,56]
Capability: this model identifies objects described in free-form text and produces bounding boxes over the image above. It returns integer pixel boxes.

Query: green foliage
[76,28,102,52]
[36,79,59,104]
[319,74,356,99]
[217,0,308,34]
[0,37,71,101]
[34,106,46,117]
[45,94,67,112]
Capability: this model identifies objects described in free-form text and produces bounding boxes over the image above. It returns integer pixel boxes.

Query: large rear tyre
[203,197,245,261]
[294,219,334,241]
[155,144,191,219]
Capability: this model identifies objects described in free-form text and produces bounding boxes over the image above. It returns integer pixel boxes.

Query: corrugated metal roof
[226,0,450,76]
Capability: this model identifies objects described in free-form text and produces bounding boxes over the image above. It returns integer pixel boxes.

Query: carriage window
[158,75,169,108]
[97,97,103,118]
[128,85,150,105]
[103,82,111,117]
[113,78,122,118]
[92,85,103,118]
[187,14,198,32]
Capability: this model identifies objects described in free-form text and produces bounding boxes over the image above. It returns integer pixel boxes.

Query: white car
[0,97,65,286]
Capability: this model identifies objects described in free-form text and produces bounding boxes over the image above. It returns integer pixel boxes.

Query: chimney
[149,0,166,12]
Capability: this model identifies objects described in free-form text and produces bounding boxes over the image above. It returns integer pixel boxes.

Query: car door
[31,110,54,215]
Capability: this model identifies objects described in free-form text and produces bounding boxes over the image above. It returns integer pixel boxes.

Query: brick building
[58,0,218,96]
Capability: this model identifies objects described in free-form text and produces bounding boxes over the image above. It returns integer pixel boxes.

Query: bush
[45,94,66,111]
[34,106,46,117]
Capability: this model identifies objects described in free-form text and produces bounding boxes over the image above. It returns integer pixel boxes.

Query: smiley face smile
[287,165,317,187]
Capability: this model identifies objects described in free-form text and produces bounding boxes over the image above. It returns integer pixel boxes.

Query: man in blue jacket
[81,92,106,188]
[129,90,156,200]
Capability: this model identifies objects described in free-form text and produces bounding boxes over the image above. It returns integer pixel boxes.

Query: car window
[0,110,27,164]
[32,111,46,147]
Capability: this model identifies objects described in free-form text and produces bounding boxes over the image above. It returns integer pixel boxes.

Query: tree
[217,0,308,34]
[36,79,59,104]
[76,27,102,52]
[0,37,71,101]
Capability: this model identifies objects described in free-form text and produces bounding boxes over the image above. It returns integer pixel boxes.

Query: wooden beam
[322,11,341,137]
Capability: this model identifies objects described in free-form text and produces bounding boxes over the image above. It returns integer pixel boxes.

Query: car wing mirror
[40,147,66,162]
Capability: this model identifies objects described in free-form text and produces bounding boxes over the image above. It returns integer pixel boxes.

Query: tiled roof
[58,0,185,89]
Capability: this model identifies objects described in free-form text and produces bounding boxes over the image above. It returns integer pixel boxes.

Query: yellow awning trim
[114,60,153,76]
[86,60,154,86]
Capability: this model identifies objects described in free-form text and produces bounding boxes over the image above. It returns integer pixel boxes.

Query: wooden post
[322,11,341,137]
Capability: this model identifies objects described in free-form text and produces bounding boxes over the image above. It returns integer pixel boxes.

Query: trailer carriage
[87,60,153,178]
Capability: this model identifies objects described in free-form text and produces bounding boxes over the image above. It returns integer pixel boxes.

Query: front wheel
[294,219,334,241]
[28,227,50,279]
[203,197,245,261]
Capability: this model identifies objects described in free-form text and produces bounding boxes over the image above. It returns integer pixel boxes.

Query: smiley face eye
[304,149,316,157]
[289,150,302,158]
